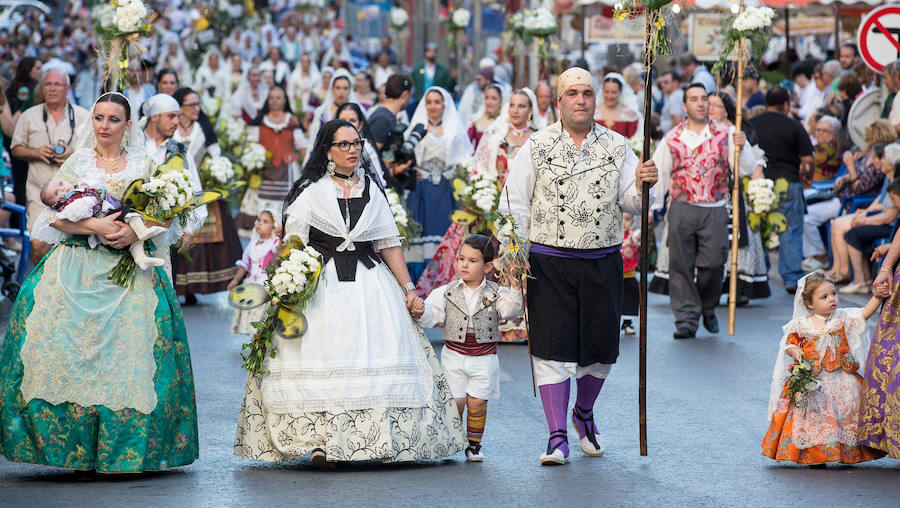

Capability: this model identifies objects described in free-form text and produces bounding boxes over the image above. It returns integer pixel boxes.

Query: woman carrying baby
[0,92,200,473]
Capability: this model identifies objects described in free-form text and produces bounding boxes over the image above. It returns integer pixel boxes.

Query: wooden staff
[638,12,654,458]
[505,191,537,397]
[728,19,746,336]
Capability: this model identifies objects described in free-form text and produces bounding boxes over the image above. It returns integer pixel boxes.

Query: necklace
[330,168,355,190]
[510,124,529,136]
[178,118,193,133]
[96,147,125,166]
[428,119,442,127]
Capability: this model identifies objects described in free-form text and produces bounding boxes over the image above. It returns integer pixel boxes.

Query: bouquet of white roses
[218,116,246,148]
[712,5,776,76]
[385,188,420,244]
[113,0,148,33]
[201,94,221,121]
[390,7,409,30]
[139,169,195,220]
[523,8,557,37]
[238,241,323,374]
[92,0,152,89]
[200,156,235,189]
[733,6,776,32]
[742,177,788,250]
[240,142,269,189]
[450,8,471,31]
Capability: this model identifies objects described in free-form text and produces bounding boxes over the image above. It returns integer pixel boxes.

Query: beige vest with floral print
[528,122,627,249]
[441,281,501,344]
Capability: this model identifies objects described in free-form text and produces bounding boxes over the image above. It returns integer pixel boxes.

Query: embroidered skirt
[0,243,199,473]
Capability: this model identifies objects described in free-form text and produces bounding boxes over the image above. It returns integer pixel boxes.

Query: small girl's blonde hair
[800,270,834,307]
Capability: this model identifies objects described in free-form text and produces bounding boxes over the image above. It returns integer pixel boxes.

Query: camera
[395,123,426,167]
[384,123,427,190]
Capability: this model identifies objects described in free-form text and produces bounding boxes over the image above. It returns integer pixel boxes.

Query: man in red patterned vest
[651,83,753,339]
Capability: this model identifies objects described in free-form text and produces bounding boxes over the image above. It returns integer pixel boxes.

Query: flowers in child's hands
[786,359,819,410]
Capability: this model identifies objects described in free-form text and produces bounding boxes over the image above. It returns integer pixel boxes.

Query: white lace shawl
[767,307,869,420]
[283,172,401,252]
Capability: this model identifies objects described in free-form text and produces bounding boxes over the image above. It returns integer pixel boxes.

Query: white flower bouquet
[523,8,557,37]
[201,94,221,120]
[91,3,116,31]
[240,142,267,172]
[138,169,194,220]
[237,240,323,374]
[385,188,421,244]
[113,0,148,33]
[112,152,216,287]
[218,116,246,147]
[200,156,235,190]
[451,165,503,236]
[742,177,789,250]
[712,5,776,76]
[450,8,471,31]
[390,7,409,30]
[733,6,776,32]
[240,142,270,189]
[92,0,152,89]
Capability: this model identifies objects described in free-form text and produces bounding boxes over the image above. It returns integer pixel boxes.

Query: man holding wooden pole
[500,67,658,465]
[651,83,754,339]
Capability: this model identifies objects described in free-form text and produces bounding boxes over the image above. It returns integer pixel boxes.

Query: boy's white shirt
[419,277,523,331]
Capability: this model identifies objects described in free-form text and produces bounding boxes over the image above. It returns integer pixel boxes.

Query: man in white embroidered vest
[650,83,754,339]
[500,67,658,465]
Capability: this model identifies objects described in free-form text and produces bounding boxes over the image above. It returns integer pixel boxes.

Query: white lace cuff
[31,207,69,245]
[374,236,402,251]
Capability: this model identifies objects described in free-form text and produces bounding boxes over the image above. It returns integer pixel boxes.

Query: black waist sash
[307,176,381,282]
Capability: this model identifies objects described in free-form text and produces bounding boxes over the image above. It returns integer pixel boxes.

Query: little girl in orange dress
[762,271,886,465]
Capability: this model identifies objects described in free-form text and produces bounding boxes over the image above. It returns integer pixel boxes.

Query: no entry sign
[858,5,900,74]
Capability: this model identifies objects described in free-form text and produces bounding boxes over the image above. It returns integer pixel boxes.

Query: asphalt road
[1,274,899,507]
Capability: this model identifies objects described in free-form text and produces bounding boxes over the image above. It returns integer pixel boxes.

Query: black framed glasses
[331,139,365,152]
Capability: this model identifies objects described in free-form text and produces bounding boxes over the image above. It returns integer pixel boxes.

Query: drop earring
[327,157,336,176]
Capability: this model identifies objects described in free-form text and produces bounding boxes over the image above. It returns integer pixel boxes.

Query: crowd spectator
[411,43,453,105]
[841,144,900,293]
[749,86,815,293]
[681,55,716,94]
[9,69,88,264]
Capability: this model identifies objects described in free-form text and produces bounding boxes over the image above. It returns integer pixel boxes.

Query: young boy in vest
[419,234,523,462]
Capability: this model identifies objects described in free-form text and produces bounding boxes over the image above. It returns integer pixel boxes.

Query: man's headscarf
[556,67,594,99]
[139,93,180,128]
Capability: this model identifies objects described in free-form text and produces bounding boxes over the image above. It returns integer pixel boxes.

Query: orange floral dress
[762,312,885,464]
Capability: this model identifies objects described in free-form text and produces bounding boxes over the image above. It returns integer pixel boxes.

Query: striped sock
[466,406,487,445]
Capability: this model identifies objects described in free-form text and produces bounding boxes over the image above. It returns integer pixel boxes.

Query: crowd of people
[0,1,899,474]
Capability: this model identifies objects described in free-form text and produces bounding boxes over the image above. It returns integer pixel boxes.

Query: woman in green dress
[0,92,199,473]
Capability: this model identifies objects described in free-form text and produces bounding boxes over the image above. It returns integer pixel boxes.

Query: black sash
[307,177,381,281]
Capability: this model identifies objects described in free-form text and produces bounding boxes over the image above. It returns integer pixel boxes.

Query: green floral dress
[0,149,199,473]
